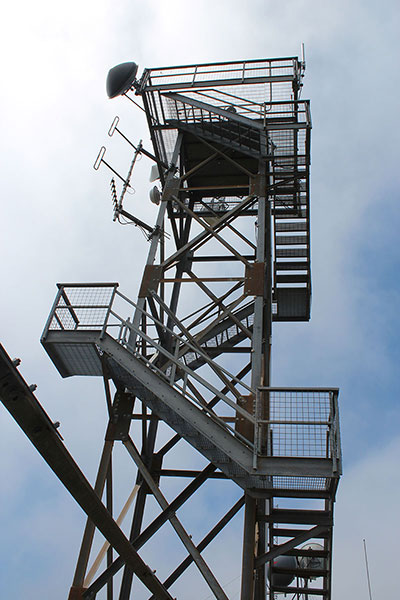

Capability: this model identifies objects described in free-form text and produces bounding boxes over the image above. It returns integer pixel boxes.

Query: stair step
[275,274,310,284]
[272,585,328,596]
[275,222,307,232]
[271,528,330,539]
[174,121,262,159]
[181,304,254,371]
[285,548,328,558]
[272,208,307,218]
[273,200,307,208]
[273,566,328,578]
[273,178,306,188]
[264,509,332,525]
[276,248,308,258]
[275,261,309,271]
[276,235,308,245]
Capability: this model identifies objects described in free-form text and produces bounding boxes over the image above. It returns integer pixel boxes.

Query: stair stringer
[99,335,334,485]
[98,333,262,490]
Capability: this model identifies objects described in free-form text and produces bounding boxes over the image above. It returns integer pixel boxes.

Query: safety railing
[42,283,259,451]
[163,95,310,130]
[141,57,302,92]
[254,387,341,474]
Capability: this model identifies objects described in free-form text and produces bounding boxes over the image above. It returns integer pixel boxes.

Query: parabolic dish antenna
[106,62,138,98]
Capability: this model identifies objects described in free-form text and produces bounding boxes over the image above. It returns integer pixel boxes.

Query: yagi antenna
[93,146,133,188]
[95,115,172,239]
[110,178,118,221]
[110,176,154,235]
[108,116,169,170]
[94,141,153,233]
[301,43,306,73]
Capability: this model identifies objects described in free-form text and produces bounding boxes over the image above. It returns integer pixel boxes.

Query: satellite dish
[298,543,325,579]
[106,62,138,99]
[266,555,297,588]
[150,186,161,205]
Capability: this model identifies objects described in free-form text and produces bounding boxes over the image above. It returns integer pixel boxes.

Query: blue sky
[1,1,400,598]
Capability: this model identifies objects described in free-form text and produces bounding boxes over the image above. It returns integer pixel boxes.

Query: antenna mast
[363,538,374,600]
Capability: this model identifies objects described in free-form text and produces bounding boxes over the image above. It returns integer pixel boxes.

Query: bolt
[29,384,37,392]
[12,358,21,367]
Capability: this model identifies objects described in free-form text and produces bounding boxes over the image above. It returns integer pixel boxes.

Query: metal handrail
[142,57,301,91]
[114,290,255,397]
[46,284,256,426]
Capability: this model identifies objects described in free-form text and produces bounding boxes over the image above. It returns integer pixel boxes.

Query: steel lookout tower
[1,55,341,600]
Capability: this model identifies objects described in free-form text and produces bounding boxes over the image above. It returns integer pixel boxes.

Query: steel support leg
[71,439,114,592]
[241,493,256,600]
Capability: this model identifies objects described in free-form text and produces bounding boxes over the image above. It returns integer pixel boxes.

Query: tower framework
[0,56,341,600]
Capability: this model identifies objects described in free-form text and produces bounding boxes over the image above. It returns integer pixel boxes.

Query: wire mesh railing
[255,387,341,471]
[141,57,302,90]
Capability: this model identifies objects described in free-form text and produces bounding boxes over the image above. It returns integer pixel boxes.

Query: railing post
[41,284,64,341]
[331,390,341,474]
[328,391,337,471]
[253,388,261,470]
[100,285,119,340]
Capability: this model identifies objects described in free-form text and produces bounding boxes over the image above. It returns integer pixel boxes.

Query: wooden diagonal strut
[83,463,218,598]
[72,368,116,593]
[71,438,114,590]
[123,437,229,600]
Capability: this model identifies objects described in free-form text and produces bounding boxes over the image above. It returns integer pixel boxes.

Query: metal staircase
[41,283,340,500]
[265,504,334,598]
[162,92,269,159]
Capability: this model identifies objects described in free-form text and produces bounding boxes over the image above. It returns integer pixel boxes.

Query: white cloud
[1,0,400,598]
[333,435,400,599]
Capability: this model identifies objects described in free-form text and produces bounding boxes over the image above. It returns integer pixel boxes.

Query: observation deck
[137,57,312,321]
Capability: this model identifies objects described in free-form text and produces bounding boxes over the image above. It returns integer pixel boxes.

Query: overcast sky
[1,1,400,598]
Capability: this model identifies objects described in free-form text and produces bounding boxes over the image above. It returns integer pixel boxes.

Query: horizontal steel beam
[144,74,296,92]
[261,510,332,525]
[255,525,328,568]
[272,585,328,596]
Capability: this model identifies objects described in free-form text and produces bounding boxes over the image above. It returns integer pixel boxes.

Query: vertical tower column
[241,161,272,600]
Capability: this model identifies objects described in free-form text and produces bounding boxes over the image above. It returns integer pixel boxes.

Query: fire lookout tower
[1,56,341,600]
